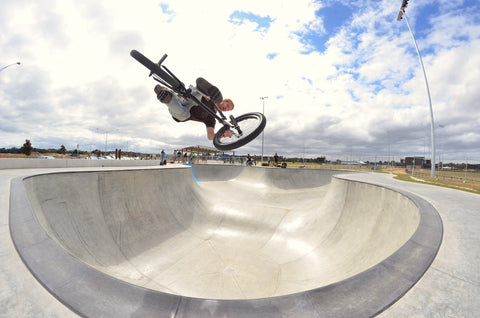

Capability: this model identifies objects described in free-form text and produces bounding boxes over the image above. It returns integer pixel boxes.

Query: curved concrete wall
[23,166,419,299]
[191,164,339,188]
[0,158,162,169]
[10,165,442,317]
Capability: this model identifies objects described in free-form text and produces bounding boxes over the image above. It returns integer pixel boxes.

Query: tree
[59,145,66,155]
[21,139,33,156]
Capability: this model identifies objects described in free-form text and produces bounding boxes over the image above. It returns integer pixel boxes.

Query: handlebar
[158,54,168,66]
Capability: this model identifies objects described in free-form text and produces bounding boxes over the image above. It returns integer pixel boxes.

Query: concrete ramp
[10,165,443,317]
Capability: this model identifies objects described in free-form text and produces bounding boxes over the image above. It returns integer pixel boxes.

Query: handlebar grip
[130,50,157,70]
[130,49,181,89]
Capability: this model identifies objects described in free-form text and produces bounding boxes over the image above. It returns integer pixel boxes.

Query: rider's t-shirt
[185,97,216,128]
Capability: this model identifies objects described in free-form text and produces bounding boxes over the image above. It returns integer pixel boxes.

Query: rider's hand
[222,130,233,138]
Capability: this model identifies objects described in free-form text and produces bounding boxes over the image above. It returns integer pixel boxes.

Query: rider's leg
[196,77,223,104]
[154,84,172,103]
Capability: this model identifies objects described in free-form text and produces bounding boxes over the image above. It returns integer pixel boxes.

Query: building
[404,157,432,169]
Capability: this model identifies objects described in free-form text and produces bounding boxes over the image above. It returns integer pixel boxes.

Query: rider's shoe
[154,85,172,104]
[196,77,223,104]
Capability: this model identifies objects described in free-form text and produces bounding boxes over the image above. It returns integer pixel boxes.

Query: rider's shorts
[166,90,203,121]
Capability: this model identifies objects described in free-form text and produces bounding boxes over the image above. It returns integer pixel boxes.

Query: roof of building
[180,145,224,154]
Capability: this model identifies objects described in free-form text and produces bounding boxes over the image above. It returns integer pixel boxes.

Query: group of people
[174,150,197,164]
[158,149,199,165]
[158,151,283,167]
[245,153,282,167]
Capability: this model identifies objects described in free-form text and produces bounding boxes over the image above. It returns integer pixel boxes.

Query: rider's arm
[190,98,232,140]
[207,127,215,140]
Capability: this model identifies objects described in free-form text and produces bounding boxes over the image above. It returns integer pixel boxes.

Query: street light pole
[104,132,108,155]
[0,62,21,73]
[96,128,118,155]
[260,96,268,164]
[397,1,436,178]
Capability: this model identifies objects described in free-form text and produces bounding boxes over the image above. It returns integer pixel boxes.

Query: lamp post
[0,62,21,73]
[397,0,436,178]
[96,128,119,156]
[260,96,268,164]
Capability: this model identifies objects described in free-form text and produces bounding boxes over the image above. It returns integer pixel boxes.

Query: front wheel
[213,112,266,151]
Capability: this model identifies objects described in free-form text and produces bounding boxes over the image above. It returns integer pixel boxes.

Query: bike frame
[151,56,232,128]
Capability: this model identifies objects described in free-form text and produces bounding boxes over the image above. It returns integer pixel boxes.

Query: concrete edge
[9,168,443,318]
[0,158,165,170]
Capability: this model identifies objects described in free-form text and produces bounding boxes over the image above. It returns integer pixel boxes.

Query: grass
[0,154,30,158]
[284,162,480,195]
[391,172,480,195]
[0,153,73,159]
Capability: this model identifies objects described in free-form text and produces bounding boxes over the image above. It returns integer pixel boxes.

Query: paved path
[1,169,78,317]
[341,173,480,317]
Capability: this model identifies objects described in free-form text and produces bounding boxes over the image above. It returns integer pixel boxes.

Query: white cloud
[1,0,479,162]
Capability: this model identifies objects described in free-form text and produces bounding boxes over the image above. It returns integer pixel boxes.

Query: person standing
[274,153,279,166]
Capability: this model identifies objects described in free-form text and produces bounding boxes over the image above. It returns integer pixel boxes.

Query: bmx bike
[130,49,266,151]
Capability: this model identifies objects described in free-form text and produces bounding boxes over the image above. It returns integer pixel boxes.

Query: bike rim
[216,115,263,146]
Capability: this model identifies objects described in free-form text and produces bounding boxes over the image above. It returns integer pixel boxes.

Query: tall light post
[260,96,268,164]
[96,128,119,155]
[0,62,21,73]
[397,0,436,178]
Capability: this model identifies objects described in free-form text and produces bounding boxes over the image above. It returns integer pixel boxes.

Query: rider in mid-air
[154,77,234,140]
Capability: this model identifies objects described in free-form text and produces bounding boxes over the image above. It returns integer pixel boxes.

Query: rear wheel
[213,112,266,151]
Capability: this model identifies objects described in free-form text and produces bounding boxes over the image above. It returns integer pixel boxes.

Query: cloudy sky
[1,0,479,162]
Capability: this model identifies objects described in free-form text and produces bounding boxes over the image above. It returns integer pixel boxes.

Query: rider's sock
[154,85,172,104]
[196,77,223,104]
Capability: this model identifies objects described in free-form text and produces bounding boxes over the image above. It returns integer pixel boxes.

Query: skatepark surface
[2,162,479,317]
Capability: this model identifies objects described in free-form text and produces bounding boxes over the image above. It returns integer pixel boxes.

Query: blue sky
[229,11,274,32]
[1,0,479,163]
[299,1,353,52]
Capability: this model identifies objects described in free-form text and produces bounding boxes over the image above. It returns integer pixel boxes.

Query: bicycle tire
[213,112,266,151]
[130,50,180,89]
